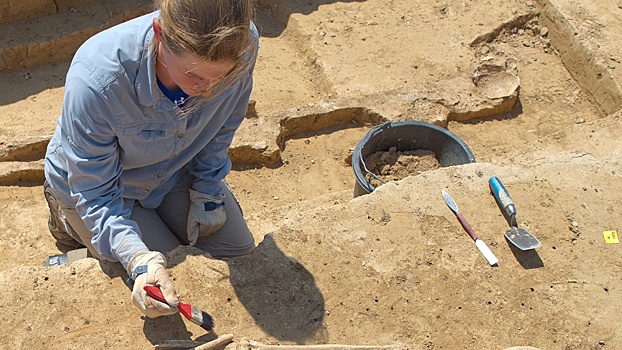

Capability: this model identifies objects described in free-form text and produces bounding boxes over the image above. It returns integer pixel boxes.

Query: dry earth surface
[1,0,622,349]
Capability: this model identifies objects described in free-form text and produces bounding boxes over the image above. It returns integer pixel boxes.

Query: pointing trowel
[489,176,542,250]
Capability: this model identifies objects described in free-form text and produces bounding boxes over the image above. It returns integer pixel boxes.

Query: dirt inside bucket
[363,147,441,188]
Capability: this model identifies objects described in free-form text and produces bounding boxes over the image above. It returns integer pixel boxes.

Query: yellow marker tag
[603,230,619,244]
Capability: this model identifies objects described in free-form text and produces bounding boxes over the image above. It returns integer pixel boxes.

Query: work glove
[128,251,179,318]
[187,189,226,246]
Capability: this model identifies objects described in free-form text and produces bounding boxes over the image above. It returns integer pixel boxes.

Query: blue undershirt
[157,77,189,107]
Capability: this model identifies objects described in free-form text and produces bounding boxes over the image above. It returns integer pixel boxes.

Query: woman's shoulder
[70,11,158,83]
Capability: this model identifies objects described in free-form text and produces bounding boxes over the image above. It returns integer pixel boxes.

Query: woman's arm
[190,26,259,196]
[61,63,149,270]
[189,73,254,197]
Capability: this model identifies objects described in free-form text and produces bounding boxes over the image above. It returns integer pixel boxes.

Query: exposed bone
[154,340,206,349]
[192,334,235,350]
[235,339,409,350]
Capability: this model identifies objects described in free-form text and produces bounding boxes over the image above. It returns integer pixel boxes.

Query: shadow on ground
[228,234,327,343]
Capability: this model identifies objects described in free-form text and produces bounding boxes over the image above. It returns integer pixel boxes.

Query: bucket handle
[358,123,391,188]
[358,151,386,186]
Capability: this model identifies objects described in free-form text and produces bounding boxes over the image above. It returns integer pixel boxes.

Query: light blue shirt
[44,11,258,268]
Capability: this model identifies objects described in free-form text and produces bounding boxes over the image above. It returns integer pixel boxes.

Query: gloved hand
[187,189,226,246]
[128,251,179,318]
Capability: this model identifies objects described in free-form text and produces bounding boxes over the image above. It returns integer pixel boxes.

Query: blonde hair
[154,0,257,108]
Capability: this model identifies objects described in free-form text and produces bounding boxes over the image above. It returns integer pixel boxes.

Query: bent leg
[43,181,84,249]
[156,169,255,258]
[130,203,181,253]
[56,203,106,261]
[193,182,256,258]
[47,191,181,259]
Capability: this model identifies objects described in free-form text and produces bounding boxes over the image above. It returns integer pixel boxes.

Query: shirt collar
[135,29,177,111]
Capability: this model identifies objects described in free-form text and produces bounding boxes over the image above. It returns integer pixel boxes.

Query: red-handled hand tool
[143,285,214,331]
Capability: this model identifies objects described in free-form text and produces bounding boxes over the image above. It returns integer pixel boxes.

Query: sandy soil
[1,0,621,349]
[363,149,441,188]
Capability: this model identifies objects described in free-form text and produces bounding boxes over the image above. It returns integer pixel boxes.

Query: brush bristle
[198,311,214,331]
[190,306,214,331]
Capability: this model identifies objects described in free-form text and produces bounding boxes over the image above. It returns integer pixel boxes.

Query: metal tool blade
[505,227,542,250]
[441,190,459,213]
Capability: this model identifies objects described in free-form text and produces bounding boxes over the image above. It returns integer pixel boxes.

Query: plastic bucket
[352,121,476,197]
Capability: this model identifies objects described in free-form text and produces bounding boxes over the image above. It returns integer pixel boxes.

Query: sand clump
[363,147,441,188]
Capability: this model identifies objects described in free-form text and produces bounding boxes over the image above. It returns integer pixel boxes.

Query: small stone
[539,26,549,37]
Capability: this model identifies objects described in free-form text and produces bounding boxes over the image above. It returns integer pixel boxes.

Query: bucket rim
[352,121,476,195]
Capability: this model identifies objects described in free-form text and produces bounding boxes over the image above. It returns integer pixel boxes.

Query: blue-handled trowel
[489,176,542,250]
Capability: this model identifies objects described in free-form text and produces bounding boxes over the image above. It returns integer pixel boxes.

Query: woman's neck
[155,44,182,92]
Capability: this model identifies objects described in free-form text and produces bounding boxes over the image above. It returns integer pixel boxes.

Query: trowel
[489,176,542,250]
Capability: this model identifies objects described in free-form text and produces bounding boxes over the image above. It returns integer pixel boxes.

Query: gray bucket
[352,121,476,197]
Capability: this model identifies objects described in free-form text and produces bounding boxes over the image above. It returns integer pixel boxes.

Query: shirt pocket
[119,122,174,140]
[117,122,176,167]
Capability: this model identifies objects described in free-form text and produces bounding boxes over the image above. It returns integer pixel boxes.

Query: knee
[199,235,256,259]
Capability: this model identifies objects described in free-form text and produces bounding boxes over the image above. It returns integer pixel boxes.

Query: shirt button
[178,134,184,138]
[143,189,150,194]
[157,173,163,178]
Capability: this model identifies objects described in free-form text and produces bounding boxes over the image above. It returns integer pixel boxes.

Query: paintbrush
[143,285,214,331]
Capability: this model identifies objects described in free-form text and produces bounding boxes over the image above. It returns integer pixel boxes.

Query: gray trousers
[43,170,255,260]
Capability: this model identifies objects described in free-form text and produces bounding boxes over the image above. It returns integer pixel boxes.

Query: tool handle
[143,285,192,320]
[455,212,478,242]
[144,285,167,303]
[489,177,517,222]
[475,239,499,266]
